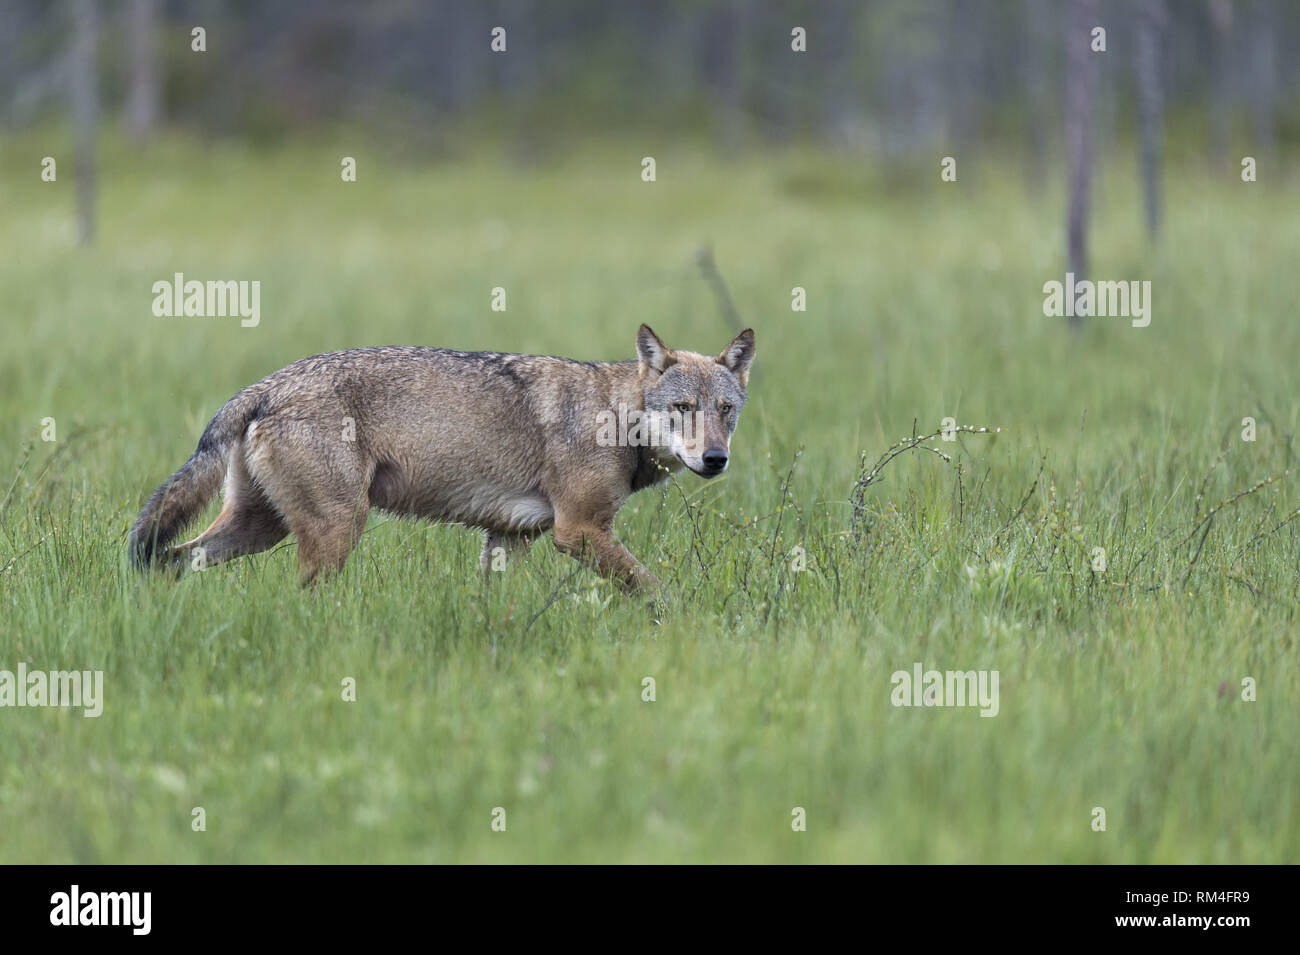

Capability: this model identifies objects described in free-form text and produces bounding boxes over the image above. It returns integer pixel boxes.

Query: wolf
[129,325,756,592]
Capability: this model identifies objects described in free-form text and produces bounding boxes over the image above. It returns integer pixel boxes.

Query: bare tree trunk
[1137,0,1165,239]
[1207,0,1233,173]
[71,0,98,246]
[758,1,795,144]
[1065,0,1100,323]
[127,0,160,141]
[820,0,857,144]
[945,0,984,184]
[1249,0,1277,167]
[502,0,539,167]
[704,0,746,153]
[1023,0,1051,193]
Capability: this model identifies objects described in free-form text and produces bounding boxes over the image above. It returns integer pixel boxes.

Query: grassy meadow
[1,129,1297,862]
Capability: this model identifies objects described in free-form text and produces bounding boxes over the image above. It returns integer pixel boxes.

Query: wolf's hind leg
[173,498,288,571]
[244,420,372,585]
[290,497,370,585]
[167,454,288,572]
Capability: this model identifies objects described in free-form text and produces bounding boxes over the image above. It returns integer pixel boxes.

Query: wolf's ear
[637,324,676,378]
[717,328,756,387]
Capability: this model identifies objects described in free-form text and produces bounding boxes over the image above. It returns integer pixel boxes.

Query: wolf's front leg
[552,521,660,594]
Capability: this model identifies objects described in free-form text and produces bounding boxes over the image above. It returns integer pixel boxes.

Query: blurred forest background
[3,0,1294,171]
[5,0,1297,288]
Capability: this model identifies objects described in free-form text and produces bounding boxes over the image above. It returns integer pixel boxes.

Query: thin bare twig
[850,424,1003,539]
[694,245,746,333]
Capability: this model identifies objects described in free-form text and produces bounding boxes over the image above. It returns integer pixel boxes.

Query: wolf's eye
[719,402,734,414]
[673,403,692,414]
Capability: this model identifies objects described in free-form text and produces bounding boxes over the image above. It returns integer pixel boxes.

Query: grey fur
[129,326,756,591]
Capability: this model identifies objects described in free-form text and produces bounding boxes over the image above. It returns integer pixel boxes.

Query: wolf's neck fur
[602,361,682,491]
[632,443,680,491]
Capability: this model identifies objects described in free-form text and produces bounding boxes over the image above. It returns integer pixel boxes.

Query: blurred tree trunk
[1137,0,1165,239]
[71,0,98,246]
[704,0,746,153]
[820,0,857,144]
[946,0,984,182]
[1207,0,1233,172]
[126,0,160,141]
[1065,0,1099,322]
[758,1,795,144]
[1023,0,1051,192]
[1248,0,1276,166]
[503,0,539,167]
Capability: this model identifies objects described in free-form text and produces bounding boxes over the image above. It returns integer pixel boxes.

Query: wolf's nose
[703,449,728,472]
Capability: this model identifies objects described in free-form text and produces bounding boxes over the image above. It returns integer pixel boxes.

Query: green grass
[1,129,1297,862]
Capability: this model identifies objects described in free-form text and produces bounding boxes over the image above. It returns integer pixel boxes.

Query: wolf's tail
[128,389,263,568]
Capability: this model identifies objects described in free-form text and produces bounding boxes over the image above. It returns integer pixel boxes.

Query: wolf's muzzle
[702,449,729,475]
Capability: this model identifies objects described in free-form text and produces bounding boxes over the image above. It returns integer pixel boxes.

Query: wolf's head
[637,324,756,478]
